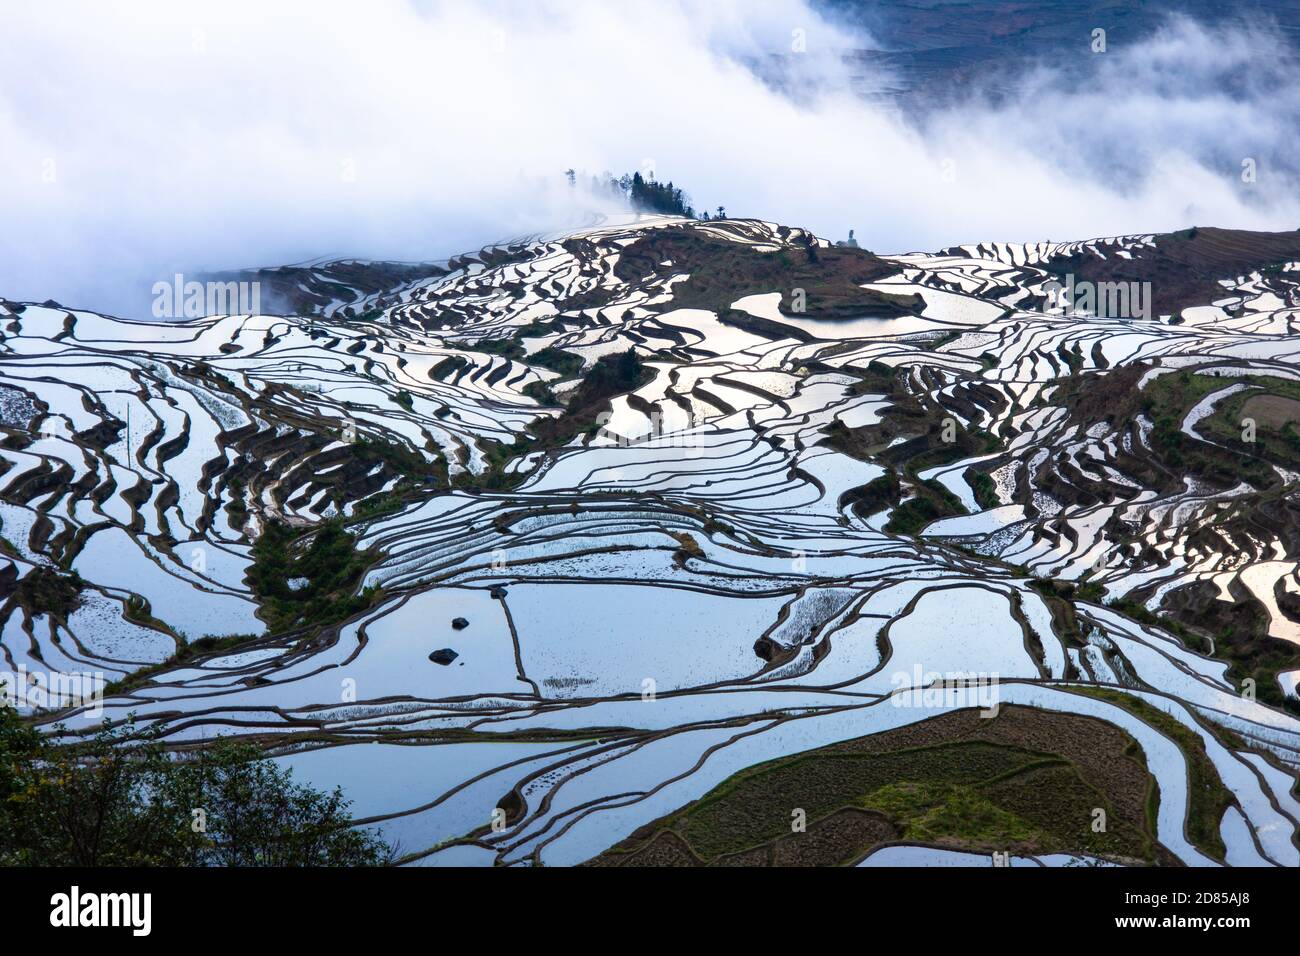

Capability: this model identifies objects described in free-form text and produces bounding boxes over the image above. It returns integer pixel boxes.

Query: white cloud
[1,1,1295,316]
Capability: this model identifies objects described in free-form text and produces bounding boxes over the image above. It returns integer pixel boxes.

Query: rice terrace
[1,0,1298,938]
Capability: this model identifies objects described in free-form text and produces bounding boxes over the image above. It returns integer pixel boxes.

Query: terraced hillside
[3,213,1299,867]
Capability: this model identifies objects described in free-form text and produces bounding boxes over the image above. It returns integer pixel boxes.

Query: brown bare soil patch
[1239,393,1300,431]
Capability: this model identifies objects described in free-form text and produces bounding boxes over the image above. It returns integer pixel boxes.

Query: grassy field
[1067,687,1233,862]
[588,705,1162,867]
[1197,372,1300,472]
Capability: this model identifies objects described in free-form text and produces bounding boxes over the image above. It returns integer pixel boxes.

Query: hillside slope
[3,213,1299,867]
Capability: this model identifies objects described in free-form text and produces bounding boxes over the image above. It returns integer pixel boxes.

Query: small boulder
[489,586,507,600]
[429,648,459,666]
[451,617,469,630]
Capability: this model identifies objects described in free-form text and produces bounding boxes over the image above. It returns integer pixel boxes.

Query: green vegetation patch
[965,468,1000,510]
[591,706,1161,867]
[465,337,526,361]
[1141,370,1275,487]
[1196,372,1300,472]
[430,355,468,381]
[1068,687,1232,862]
[681,742,1033,861]
[10,566,84,620]
[0,711,389,866]
[521,380,556,405]
[862,780,1043,847]
[529,347,585,378]
[885,480,966,535]
[840,470,901,518]
[247,520,380,633]
[350,434,442,483]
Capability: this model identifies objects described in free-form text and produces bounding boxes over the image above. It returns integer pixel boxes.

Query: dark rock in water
[753,637,777,662]
[429,648,459,665]
[452,617,469,630]
[489,586,507,600]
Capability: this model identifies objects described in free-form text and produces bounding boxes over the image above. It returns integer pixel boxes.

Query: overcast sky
[3,0,1297,316]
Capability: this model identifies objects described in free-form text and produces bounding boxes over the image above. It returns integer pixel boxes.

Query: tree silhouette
[570,167,708,219]
[626,171,695,217]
